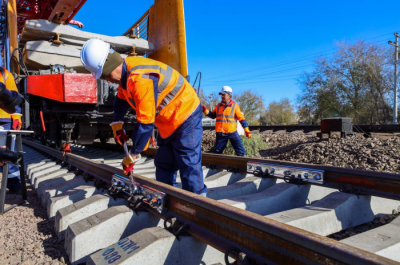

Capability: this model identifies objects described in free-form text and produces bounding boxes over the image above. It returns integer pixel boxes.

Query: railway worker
[202,86,251,156]
[0,67,22,193]
[80,39,207,196]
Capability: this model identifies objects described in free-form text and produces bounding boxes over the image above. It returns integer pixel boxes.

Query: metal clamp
[339,184,363,195]
[53,33,63,44]
[227,167,240,173]
[224,247,261,265]
[164,217,190,240]
[110,174,167,214]
[248,161,324,184]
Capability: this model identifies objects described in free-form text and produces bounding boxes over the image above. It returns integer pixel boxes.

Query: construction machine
[0,0,188,148]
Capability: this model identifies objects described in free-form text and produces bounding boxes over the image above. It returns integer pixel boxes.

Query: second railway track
[14,139,400,264]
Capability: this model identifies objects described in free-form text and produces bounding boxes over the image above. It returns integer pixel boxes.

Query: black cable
[204,33,392,83]
[11,48,29,77]
[192,72,202,95]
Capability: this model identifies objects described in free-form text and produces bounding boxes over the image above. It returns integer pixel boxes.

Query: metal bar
[7,0,18,73]
[394,33,399,124]
[23,139,400,264]
[202,124,400,133]
[0,161,9,214]
[122,9,149,36]
[3,0,11,70]
[17,134,27,200]
[0,134,12,215]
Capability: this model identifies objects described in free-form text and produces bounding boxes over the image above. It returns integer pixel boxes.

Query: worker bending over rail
[0,67,22,193]
[80,39,207,195]
[203,86,251,156]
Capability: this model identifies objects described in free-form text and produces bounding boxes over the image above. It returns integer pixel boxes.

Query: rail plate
[248,161,324,184]
[110,174,167,214]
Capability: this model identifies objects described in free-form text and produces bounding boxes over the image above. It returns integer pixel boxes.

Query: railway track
[17,139,400,264]
[203,124,400,134]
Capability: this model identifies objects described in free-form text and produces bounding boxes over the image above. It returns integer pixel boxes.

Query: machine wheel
[100,136,109,144]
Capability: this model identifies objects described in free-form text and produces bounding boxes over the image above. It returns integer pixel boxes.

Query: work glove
[11,113,22,130]
[122,152,141,176]
[202,105,209,115]
[244,127,252,139]
[110,122,129,146]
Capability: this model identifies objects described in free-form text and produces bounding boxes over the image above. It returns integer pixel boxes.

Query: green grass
[222,134,268,157]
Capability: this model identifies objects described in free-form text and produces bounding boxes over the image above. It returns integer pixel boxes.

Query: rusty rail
[23,139,400,264]
[94,143,400,201]
[202,124,400,133]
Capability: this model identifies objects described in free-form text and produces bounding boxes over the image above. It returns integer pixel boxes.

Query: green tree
[260,98,297,125]
[297,40,393,124]
[234,90,264,125]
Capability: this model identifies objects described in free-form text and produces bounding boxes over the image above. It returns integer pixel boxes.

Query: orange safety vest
[213,100,245,133]
[0,67,18,120]
[117,57,200,138]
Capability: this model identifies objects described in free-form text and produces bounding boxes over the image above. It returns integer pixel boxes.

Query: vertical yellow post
[7,0,19,74]
[148,0,188,77]
[174,0,188,77]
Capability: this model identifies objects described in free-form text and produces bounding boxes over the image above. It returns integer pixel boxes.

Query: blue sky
[75,0,400,107]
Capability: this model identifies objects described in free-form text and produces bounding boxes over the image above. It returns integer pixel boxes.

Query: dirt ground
[0,173,68,265]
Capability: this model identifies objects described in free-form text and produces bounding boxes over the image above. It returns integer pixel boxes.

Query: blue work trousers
[214,131,246,156]
[0,122,20,179]
[154,105,207,194]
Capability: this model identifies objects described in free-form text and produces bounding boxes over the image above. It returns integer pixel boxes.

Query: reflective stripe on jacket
[0,67,20,120]
[116,57,200,138]
[210,100,246,133]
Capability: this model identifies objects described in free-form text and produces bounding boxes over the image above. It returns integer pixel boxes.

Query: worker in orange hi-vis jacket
[0,67,22,193]
[202,86,251,156]
[80,39,207,196]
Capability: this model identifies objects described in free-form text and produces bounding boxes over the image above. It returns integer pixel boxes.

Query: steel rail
[94,143,400,201]
[203,124,400,133]
[198,154,400,201]
[23,139,400,265]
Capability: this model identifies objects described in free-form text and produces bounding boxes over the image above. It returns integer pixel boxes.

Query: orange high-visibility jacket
[0,67,20,120]
[117,57,200,138]
[208,100,248,133]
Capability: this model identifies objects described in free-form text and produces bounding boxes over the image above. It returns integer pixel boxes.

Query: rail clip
[247,161,324,184]
[110,174,167,214]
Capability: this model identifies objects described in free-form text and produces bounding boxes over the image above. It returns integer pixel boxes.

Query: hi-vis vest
[213,100,245,133]
[0,67,18,120]
[117,57,200,138]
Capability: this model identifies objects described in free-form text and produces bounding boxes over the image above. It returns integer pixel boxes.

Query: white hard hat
[80,39,110,79]
[219,86,233,95]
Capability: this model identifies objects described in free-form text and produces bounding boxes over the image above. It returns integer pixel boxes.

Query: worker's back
[122,56,200,138]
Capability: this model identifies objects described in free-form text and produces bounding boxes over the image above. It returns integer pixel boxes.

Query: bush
[223,134,268,157]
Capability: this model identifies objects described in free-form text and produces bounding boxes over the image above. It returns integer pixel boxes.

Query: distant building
[202,118,215,127]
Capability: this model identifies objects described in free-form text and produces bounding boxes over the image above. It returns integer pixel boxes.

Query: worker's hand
[202,105,209,115]
[244,127,252,139]
[11,113,22,130]
[69,20,84,28]
[122,153,141,176]
[111,122,129,145]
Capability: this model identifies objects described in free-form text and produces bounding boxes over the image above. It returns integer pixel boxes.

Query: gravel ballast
[0,173,68,265]
[202,130,400,174]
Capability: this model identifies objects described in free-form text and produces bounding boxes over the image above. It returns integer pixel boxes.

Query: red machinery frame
[16,0,86,33]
